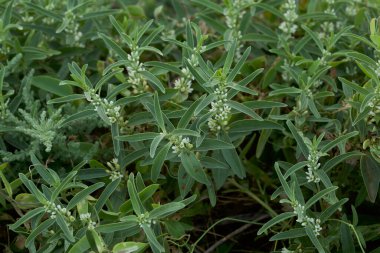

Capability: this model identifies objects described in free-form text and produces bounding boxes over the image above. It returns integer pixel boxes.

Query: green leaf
[339,77,369,96]
[180,152,210,185]
[269,228,307,241]
[149,202,185,219]
[322,151,363,172]
[269,87,302,96]
[25,219,55,248]
[95,68,123,92]
[340,223,355,253]
[223,41,237,75]
[195,139,234,151]
[120,184,159,213]
[96,219,139,233]
[56,213,75,242]
[61,109,97,127]
[18,174,47,204]
[257,212,296,235]
[117,132,161,142]
[228,100,263,120]
[67,182,105,210]
[286,120,309,158]
[305,226,325,253]
[227,83,258,96]
[345,51,377,67]
[305,186,338,210]
[127,174,144,215]
[114,93,152,107]
[284,161,309,179]
[144,61,182,75]
[68,235,90,253]
[113,242,148,253]
[302,25,324,52]
[153,92,166,132]
[99,33,129,60]
[229,120,283,133]
[0,170,12,197]
[274,163,293,199]
[360,155,380,203]
[141,71,165,93]
[32,76,72,96]
[111,123,121,156]
[95,178,121,212]
[51,171,77,202]
[150,134,166,158]
[141,224,165,252]
[221,147,245,178]
[10,207,45,230]
[227,47,251,82]
[191,0,224,13]
[178,165,194,199]
[194,94,215,116]
[320,131,358,153]
[47,94,85,104]
[171,129,200,137]
[151,142,171,182]
[320,198,349,222]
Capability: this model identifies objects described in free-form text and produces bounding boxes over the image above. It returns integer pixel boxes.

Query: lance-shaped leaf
[180,152,210,185]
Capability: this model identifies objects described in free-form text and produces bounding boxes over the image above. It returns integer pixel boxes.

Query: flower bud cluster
[279,0,298,38]
[325,0,336,15]
[45,201,75,222]
[306,149,322,183]
[170,135,193,155]
[60,10,83,47]
[126,48,149,94]
[80,213,97,230]
[137,212,156,228]
[223,0,248,58]
[317,49,331,66]
[174,67,194,95]
[292,201,322,236]
[85,89,127,126]
[106,158,123,181]
[208,78,231,132]
[318,21,335,40]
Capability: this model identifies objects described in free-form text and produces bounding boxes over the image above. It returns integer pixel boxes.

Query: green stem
[229,178,277,217]
[328,219,366,253]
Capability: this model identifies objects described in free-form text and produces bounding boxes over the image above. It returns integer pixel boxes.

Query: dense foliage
[1,0,380,252]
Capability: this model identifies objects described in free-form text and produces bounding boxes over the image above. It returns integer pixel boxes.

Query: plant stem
[229,178,277,217]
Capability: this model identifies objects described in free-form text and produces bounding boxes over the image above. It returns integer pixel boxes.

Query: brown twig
[204,223,253,253]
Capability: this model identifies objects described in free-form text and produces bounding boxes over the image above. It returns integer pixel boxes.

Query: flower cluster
[317,49,331,66]
[174,67,194,96]
[170,136,193,155]
[279,0,298,39]
[292,201,322,236]
[325,0,336,15]
[85,89,127,127]
[223,0,250,58]
[126,49,149,94]
[79,213,97,230]
[59,10,83,46]
[137,212,156,228]
[106,158,123,181]
[45,201,75,222]
[208,76,231,132]
[306,149,322,183]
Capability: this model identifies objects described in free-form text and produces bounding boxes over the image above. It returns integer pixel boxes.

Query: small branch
[204,223,252,253]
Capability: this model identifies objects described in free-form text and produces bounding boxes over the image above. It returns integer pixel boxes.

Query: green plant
[1,1,380,253]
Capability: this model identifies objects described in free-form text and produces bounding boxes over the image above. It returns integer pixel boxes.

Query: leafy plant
[1,0,380,252]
